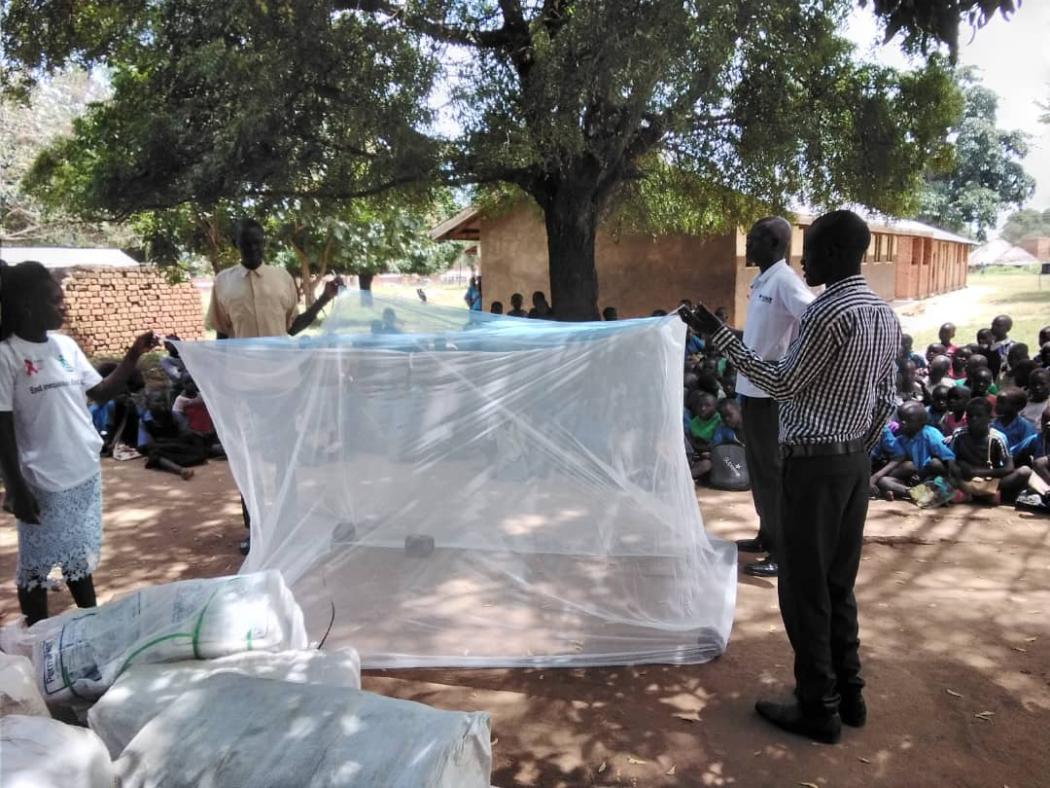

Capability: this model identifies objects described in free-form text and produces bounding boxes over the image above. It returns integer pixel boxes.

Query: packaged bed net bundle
[178,294,736,668]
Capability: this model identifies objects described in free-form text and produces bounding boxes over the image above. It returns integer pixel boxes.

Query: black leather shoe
[839,692,867,727]
[744,560,778,578]
[736,537,766,553]
[755,700,842,744]
[238,538,251,556]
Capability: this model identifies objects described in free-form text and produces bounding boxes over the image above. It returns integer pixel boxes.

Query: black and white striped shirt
[712,275,900,450]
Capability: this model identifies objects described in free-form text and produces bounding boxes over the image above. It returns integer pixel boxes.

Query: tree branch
[336,0,512,48]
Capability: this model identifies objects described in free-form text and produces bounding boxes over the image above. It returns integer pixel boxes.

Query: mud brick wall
[55,266,206,356]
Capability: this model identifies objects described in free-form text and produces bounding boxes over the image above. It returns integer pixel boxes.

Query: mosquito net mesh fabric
[177,292,737,668]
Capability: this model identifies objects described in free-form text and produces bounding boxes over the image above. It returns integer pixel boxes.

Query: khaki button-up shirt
[207,264,300,338]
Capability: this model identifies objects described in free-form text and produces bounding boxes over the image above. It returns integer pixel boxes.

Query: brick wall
[55,266,206,355]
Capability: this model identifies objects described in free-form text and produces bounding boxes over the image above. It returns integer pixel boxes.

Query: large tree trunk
[543,185,601,321]
[358,272,374,307]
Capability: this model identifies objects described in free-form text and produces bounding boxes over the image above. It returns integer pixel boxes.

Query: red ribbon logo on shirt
[24,359,41,377]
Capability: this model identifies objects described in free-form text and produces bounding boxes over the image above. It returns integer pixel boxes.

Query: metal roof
[0,247,141,269]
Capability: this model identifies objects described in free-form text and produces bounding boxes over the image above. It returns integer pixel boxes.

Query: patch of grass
[955,272,1049,349]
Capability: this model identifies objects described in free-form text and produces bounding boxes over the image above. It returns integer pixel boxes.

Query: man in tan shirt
[207,219,341,339]
[207,218,342,554]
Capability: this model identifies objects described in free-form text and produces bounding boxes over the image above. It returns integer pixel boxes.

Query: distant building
[2,247,205,355]
[430,206,971,326]
[1017,236,1050,262]
[1,246,141,269]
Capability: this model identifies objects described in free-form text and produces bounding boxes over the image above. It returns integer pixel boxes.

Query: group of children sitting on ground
[89,336,224,480]
[872,317,1050,509]
[678,305,751,490]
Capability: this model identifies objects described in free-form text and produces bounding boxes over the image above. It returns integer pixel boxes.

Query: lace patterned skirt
[16,472,103,589]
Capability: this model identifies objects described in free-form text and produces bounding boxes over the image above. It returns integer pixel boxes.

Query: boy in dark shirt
[949,397,1031,504]
[507,293,528,318]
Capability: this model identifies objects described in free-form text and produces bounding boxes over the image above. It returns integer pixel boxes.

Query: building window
[887,234,896,261]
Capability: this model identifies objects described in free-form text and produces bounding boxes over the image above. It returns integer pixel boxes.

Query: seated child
[687,391,721,481]
[949,397,1031,504]
[959,354,999,394]
[895,359,925,405]
[942,385,970,435]
[1007,359,1037,391]
[922,355,951,399]
[1029,407,1050,504]
[1041,341,1050,370]
[948,347,971,380]
[939,322,958,357]
[1022,369,1050,429]
[172,380,221,446]
[688,391,721,446]
[924,342,948,369]
[967,367,997,409]
[899,334,927,370]
[927,384,952,430]
[711,399,743,446]
[873,402,955,500]
[994,387,1038,467]
[869,422,901,496]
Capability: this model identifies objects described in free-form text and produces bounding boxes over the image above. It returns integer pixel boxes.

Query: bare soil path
[3,460,1047,787]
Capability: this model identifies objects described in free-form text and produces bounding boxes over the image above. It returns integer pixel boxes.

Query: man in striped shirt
[685,210,900,744]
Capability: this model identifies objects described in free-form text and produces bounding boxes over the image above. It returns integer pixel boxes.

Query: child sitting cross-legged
[872,402,955,500]
[949,397,1031,504]
[993,387,1039,469]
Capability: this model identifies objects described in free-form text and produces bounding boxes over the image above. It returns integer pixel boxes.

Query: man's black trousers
[741,396,780,557]
[778,448,869,711]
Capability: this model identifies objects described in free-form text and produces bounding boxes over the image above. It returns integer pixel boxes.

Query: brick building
[1018,236,1050,262]
[430,206,972,326]
[2,248,206,355]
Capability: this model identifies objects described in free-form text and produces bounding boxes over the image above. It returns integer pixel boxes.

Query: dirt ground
[2,459,1047,788]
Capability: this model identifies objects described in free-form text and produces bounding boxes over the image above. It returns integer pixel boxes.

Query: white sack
[0,652,49,718]
[115,673,491,788]
[0,570,306,708]
[0,715,115,788]
[88,647,361,758]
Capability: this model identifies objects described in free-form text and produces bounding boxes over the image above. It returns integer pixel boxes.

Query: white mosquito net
[177,292,737,668]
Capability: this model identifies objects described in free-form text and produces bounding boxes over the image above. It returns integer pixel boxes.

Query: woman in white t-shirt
[0,262,158,624]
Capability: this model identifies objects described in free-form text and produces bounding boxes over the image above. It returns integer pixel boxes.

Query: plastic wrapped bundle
[89,648,362,758]
[178,295,737,668]
[0,570,307,707]
[1,715,116,788]
[114,674,491,788]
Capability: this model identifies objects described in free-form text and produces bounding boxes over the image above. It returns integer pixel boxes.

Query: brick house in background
[1017,236,1050,262]
[1,247,206,355]
[430,206,972,326]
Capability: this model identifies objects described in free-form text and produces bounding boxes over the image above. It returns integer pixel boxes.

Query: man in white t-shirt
[735,217,815,579]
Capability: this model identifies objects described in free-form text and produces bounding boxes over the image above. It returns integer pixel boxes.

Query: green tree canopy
[1000,207,1050,244]
[5,0,1016,318]
[916,68,1035,241]
[0,68,133,246]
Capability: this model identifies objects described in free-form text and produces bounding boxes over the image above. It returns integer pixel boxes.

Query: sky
[846,3,1050,223]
